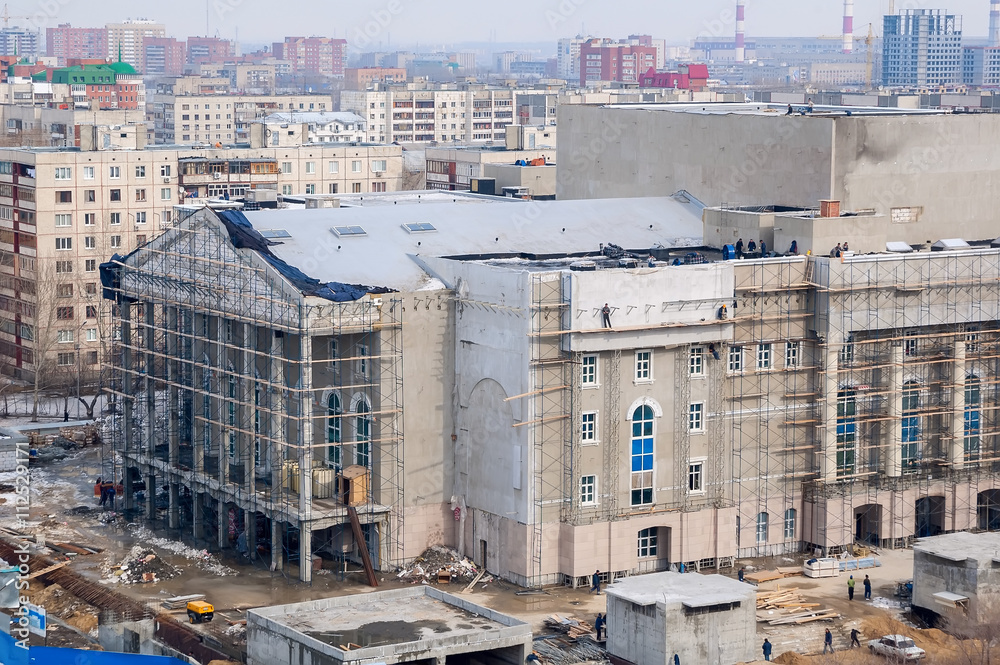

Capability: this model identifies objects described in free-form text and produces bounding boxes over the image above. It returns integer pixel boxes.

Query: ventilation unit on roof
[886,241,913,253]
[402,222,436,233]
[332,225,366,237]
[259,229,292,239]
[931,238,970,252]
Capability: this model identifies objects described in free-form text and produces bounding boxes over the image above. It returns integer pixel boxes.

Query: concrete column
[244,509,256,561]
[166,305,179,470]
[124,472,134,512]
[145,303,156,463]
[168,482,180,529]
[950,341,967,469]
[271,519,284,572]
[243,323,256,495]
[270,331,285,493]
[192,491,204,540]
[218,500,228,550]
[820,343,840,483]
[886,345,904,478]
[299,522,312,583]
[145,472,156,521]
[298,333,314,583]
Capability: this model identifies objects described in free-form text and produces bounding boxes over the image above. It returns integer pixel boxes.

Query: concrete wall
[483,164,556,198]
[772,213,888,257]
[559,106,1000,244]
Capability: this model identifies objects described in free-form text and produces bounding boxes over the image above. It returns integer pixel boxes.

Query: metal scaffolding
[102,210,404,583]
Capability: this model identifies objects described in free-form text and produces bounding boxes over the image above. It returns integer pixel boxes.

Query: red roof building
[579,39,658,86]
[639,64,710,92]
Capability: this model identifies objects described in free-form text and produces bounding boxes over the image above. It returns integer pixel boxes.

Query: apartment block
[143,37,186,77]
[882,9,963,87]
[187,37,233,66]
[344,67,407,90]
[0,28,39,59]
[963,46,1000,87]
[46,24,108,64]
[252,112,367,147]
[106,20,166,72]
[340,87,517,144]
[579,39,658,86]
[275,37,347,78]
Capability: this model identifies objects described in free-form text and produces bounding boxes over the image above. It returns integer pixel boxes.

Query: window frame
[637,527,658,558]
[756,342,773,370]
[581,354,598,387]
[580,475,597,506]
[785,341,800,368]
[688,402,705,433]
[635,350,652,382]
[728,345,744,373]
[689,346,705,376]
[581,411,598,444]
[688,458,706,494]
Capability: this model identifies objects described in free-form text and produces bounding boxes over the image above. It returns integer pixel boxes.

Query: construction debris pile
[130,526,236,577]
[396,546,492,585]
[103,546,179,585]
[544,614,594,639]
[27,583,99,635]
[532,636,608,665]
[756,587,839,625]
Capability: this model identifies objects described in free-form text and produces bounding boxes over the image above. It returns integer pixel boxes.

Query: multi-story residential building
[197,63,279,95]
[0,105,147,149]
[882,9,963,87]
[187,37,232,66]
[579,39,658,86]
[963,46,1000,87]
[0,27,39,59]
[274,37,347,78]
[147,90,333,144]
[345,67,407,90]
[639,64,710,91]
[425,141,554,191]
[50,62,146,110]
[104,190,1000,588]
[46,24,108,64]
[340,86,518,144]
[252,112,367,147]
[557,36,591,82]
[143,37,186,77]
[0,142,404,381]
[106,20,166,72]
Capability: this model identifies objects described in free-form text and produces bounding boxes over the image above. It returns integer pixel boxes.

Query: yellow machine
[186,600,215,624]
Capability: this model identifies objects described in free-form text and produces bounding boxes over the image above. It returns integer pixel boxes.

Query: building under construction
[102,190,1000,586]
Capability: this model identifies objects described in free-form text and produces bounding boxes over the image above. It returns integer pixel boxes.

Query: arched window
[902,380,920,470]
[327,393,342,469]
[784,508,796,539]
[836,389,857,476]
[630,405,654,506]
[756,512,769,544]
[965,375,981,462]
[355,400,371,467]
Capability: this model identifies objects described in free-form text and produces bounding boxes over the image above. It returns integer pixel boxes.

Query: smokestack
[991,0,1000,47]
[842,0,854,53]
[735,0,746,63]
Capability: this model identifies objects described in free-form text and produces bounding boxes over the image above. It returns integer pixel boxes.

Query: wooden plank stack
[756,587,839,625]
[544,614,594,639]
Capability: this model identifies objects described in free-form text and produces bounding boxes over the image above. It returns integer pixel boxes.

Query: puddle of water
[307,619,452,648]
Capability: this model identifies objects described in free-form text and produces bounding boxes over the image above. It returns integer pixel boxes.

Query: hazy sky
[21,0,993,49]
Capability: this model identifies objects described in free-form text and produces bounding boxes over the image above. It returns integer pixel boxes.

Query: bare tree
[942,598,1000,665]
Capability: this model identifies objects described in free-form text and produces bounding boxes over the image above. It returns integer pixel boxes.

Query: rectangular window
[785,341,800,368]
[688,402,704,432]
[83,166,94,180]
[55,237,71,250]
[840,337,855,365]
[85,259,96,272]
[84,305,96,318]
[135,189,146,202]
[55,260,73,273]
[328,160,339,174]
[757,343,772,370]
[54,167,71,180]
[728,346,743,372]
[86,351,98,364]
[631,408,654,506]
[904,331,918,357]
[635,350,651,381]
[160,164,171,177]
[110,189,121,202]
[56,306,74,320]
[56,191,72,203]
[54,214,72,227]
[305,161,315,174]
[371,159,387,172]
[282,184,292,195]
[57,283,73,298]
[86,328,97,342]
[784,509,796,539]
[328,183,339,194]
[57,329,74,343]
[109,166,120,179]
[305,184,316,194]
[688,461,704,493]
[135,165,145,178]
[352,160,362,173]
[84,213,95,226]
[57,352,74,366]
[581,411,597,443]
[83,235,96,249]
[281,161,292,173]
[110,235,122,248]
[110,212,121,225]
[358,344,369,379]
[161,188,171,201]
[352,182,362,193]
[135,212,146,224]
[85,283,97,295]
[581,354,597,386]
[637,527,658,558]
[85,190,96,202]
[580,475,596,505]
[689,346,704,376]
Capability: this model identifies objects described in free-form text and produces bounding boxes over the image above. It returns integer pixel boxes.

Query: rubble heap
[397,545,493,585]
[104,546,179,584]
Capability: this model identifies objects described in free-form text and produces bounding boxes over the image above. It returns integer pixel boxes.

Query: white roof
[242,195,704,292]
[262,111,365,125]
[605,572,753,608]
[914,531,1000,564]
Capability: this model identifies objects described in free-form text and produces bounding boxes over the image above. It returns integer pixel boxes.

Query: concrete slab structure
[605,572,756,665]
[912,532,1000,622]
[557,103,1000,245]
[246,586,532,665]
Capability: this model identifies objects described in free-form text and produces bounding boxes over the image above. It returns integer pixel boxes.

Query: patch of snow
[128,525,237,577]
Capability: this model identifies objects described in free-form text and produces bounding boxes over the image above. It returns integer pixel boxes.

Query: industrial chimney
[736,0,746,63]
[842,0,854,53]
[991,0,1000,47]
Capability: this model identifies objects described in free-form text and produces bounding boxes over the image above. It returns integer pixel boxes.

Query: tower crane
[864,23,875,91]
[0,4,31,29]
